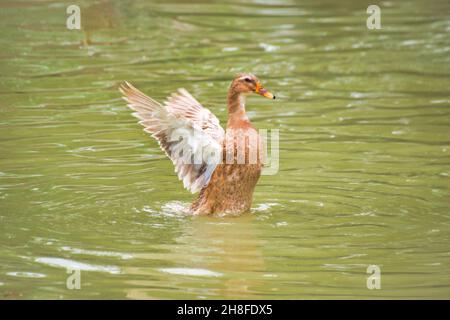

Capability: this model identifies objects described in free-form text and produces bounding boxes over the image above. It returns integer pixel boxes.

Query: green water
[1,0,449,299]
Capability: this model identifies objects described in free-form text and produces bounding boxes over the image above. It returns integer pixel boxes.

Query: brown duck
[119,73,275,215]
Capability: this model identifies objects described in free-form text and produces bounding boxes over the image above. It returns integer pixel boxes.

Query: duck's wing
[164,88,224,142]
[119,82,224,193]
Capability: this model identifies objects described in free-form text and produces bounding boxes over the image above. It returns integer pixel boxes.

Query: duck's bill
[255,83,276,99]
[259,89,275,99]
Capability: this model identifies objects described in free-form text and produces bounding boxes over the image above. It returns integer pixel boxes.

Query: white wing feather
[119,82,224,193]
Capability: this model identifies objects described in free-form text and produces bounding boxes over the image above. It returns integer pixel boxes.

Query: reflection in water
[81,0,120,46]
[186,215,265,298]
[125,213,265,299]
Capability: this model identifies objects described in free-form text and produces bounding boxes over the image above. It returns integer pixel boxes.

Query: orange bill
[255,82,275,99]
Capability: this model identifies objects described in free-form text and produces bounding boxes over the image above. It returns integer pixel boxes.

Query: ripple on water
[160,201,190,217]
[7,272,46,278]
[159,268,223,277]
[253,202,280,212]
[35,257,121,274]
[59,246,133,260]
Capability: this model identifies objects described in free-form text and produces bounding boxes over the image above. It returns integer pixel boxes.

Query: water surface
[0,0,449,299]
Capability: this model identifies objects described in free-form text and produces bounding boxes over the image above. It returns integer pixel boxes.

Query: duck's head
[230,73,275,99]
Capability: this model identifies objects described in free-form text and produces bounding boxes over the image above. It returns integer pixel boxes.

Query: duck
[119,73,275,215]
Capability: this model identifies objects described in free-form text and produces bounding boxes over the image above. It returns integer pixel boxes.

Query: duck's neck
[227,91,249,127]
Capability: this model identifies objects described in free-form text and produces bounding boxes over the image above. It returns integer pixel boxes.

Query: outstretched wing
[119,82,224,193]
[164,88,224,142]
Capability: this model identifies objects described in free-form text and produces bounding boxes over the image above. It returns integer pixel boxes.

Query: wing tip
[119,81,130,92]
[119,81,140,96]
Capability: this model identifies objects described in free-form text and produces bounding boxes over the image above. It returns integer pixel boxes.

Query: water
[0,0,449,299]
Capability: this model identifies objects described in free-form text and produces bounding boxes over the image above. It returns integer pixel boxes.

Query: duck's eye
[244,77,252,83]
